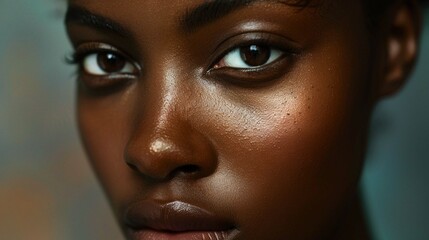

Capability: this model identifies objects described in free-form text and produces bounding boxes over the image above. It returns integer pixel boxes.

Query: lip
[124,200,239,240]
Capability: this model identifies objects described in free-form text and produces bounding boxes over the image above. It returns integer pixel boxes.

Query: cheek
[198,43,372,239]
[204,96,367,239]
[77,93,137,210]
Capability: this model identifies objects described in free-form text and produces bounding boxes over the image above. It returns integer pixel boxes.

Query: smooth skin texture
[65,0,421,239]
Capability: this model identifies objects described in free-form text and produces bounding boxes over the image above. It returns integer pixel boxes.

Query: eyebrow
[181,0,314,33]
[65,6,132,38]
[64,1,315,37]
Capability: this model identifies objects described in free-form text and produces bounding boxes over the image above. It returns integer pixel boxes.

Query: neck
[331,193,372,240]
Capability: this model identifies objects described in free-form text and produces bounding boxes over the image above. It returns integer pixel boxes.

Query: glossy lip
[124,200,239,240]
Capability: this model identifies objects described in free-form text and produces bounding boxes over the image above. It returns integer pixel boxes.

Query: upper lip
[124,200,234,232]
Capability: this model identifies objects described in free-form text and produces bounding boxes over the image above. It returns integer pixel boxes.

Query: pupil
[97,52,126,73]
[240,45,270,67]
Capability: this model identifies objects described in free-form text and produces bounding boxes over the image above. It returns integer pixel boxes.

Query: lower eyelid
[78,73,136,93]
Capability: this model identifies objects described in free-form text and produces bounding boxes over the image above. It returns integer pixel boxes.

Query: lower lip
[128,229,240,240]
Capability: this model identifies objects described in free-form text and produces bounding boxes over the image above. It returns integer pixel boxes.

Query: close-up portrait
[1,0,428,240]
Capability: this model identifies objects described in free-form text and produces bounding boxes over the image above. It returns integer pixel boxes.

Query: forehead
[65,0,356,43]
[66,0,329,29]
[67,0,321,10]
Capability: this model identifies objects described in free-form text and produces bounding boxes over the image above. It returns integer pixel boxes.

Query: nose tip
[124,134,217,181]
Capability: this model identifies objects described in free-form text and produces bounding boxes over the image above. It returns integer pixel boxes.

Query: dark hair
[360,0,427,33]
[290,0,427,21]
[365,0,428,21]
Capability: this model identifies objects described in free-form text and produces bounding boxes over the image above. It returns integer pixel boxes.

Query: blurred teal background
[0,1,427,240]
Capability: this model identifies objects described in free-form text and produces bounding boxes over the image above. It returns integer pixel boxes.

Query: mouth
[124,200,240,240]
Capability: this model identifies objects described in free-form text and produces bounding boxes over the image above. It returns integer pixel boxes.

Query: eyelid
[67,42,141,73]
[204,32,302,86]
[206,32,302,73]
[67,42,114,64]
[217,47,284,70]
[67,42,141,93]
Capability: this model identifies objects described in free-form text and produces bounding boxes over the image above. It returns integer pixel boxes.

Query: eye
[82,51,137,76]
[215,44,284,69]
[68,43,141,92]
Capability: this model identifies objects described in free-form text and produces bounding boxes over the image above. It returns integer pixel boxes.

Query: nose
[125,127,218,181]
[124,74,217,181]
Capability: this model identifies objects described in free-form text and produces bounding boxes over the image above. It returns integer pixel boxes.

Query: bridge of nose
[124,60,218,181]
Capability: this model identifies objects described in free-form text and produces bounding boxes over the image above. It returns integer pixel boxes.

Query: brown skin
[65,0,421,239]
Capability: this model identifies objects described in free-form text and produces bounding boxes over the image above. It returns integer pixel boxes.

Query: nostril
[127,160,201,179]
[126,162,139,172]
[174,164,201,176]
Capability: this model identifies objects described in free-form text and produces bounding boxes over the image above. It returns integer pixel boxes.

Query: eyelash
[205,33,300,84]
[67,43,136,71]
[66,43,140,92]
[67,35,299,89]
[213,39,290,68]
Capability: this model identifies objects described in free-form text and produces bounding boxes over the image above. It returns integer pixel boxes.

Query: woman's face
[66,0,378,239]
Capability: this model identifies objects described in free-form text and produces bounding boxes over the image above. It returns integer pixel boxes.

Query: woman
[65,0,426,239]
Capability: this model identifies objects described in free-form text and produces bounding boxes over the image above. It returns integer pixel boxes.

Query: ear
[378,0,422,98]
